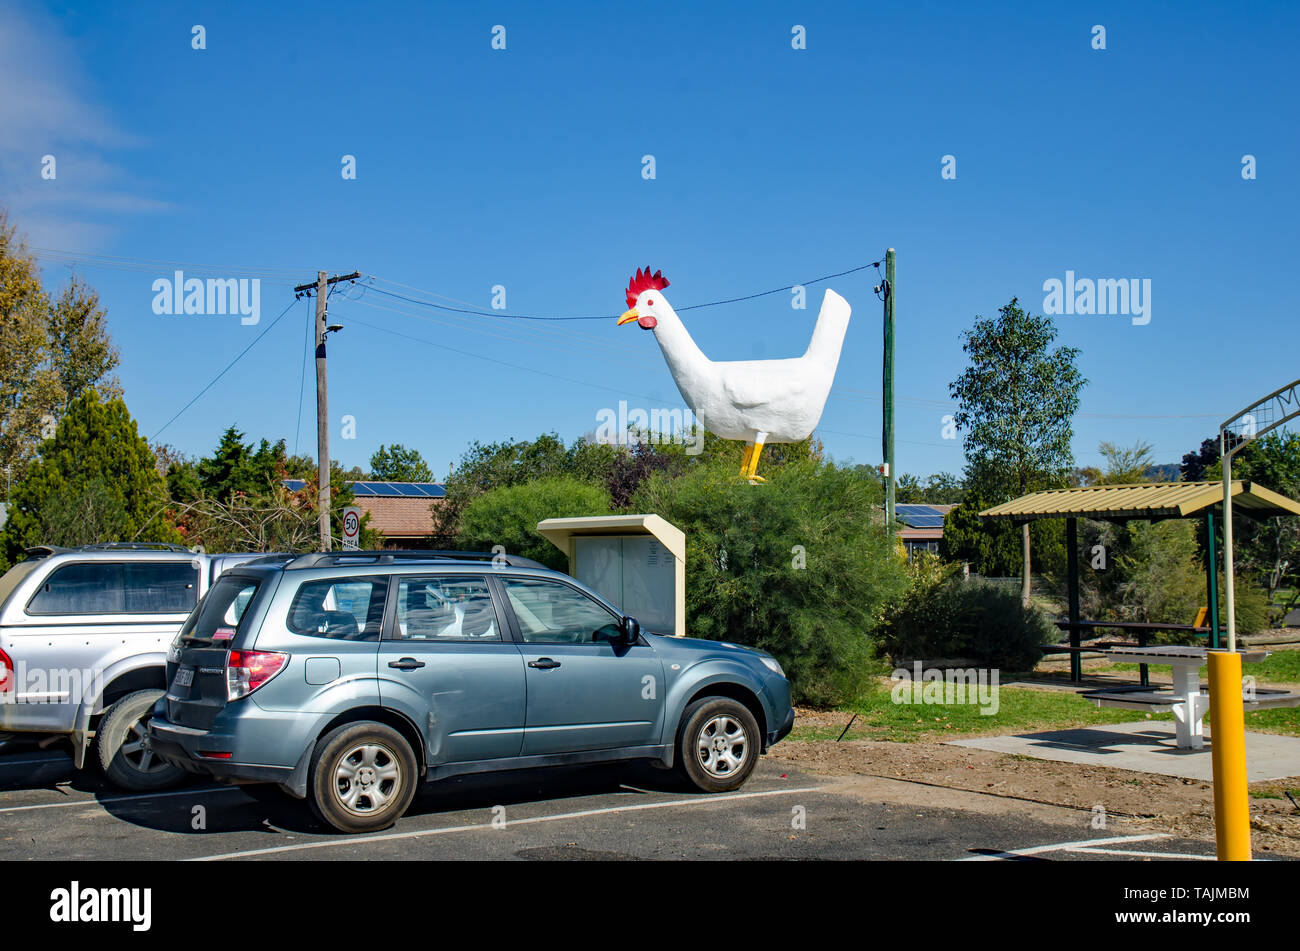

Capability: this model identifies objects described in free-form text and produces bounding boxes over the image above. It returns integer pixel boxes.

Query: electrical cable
[150,297,300,440]
[363,261,883,321]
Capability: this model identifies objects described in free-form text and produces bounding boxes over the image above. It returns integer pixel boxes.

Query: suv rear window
[26,562,198,616]
[179,575,260,645]
[287,576,388,641]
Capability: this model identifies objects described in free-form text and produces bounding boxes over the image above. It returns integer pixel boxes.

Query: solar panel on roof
[896,507,947,528]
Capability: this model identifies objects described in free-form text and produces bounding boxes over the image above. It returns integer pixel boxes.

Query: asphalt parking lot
[0,743,1230,861]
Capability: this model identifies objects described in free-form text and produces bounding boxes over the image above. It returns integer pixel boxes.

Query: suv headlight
[760,656,785,678]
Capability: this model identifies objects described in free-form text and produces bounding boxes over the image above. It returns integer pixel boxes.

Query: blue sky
[4,0,1297,480]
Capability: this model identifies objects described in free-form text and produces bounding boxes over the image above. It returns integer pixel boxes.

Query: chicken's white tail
[804,288,851,368]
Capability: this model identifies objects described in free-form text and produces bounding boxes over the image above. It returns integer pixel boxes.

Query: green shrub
[631,458,908,706]
[878,574,1050,672]
[1215,572,1272,636]
[455,476,612,570]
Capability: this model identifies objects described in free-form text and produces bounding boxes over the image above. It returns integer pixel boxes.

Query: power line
[678,262,881,312]
[363,261,882,321]
[362,284,611,321]
[150,297,300,441]
[345,315,670,404]
[343,294,654,366]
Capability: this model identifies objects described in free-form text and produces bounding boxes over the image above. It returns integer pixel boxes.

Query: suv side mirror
[621,616,641,646]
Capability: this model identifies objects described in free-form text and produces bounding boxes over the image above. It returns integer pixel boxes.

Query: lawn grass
[789,677,1300,743]
[1100,647,1300,684]
[790,680,1174,743]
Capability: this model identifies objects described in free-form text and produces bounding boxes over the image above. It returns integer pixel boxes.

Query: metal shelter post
[1205,507,1220,650]
[1066,517,1081,683]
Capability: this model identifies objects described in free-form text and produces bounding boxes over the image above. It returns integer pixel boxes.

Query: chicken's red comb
[626,267,669,309]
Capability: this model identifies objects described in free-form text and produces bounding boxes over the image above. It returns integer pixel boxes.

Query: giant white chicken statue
[618,268,851,482]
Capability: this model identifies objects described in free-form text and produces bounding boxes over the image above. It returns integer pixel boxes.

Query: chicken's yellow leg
[738,442,755,478]
[746,435,767,483]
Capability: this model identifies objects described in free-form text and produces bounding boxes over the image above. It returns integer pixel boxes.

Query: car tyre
[97,689,187,791]
[675,696,760,793]
[308,722,417,833]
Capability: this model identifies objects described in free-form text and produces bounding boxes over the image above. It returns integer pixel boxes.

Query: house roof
[353,496,437,539]
[895,503,953,529]
[282,479,445,498]
[897,527,944,541]
[979,481,1300,523]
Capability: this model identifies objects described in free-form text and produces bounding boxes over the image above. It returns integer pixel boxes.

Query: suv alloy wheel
[675,696,760,793]
[308,722,418,833]
[96,689,187,791]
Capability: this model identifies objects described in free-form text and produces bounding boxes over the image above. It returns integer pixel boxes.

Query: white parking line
[190,785,822,861]
[1066,846,1217,860]
[0,785,243,814]
[959,833,1172,861]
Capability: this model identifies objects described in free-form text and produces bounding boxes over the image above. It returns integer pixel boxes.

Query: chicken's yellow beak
[617,308,639,326]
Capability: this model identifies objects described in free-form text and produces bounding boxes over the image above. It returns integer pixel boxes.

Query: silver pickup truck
[0,543,264,790]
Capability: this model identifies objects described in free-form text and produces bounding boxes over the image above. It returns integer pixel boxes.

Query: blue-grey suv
[149,550,794,832]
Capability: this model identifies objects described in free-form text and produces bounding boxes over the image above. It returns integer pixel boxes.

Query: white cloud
[0,5,168,249]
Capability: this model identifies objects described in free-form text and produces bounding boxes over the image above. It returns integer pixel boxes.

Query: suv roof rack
[20,542,198,561]
[236,553,297,567]
[75,542,196,553]
[283,549,549,571]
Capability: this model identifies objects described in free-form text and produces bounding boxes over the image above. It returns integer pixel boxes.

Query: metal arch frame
[1220,377,1300,651]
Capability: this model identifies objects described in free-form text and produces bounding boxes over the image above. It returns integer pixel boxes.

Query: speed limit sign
[341,506,362,550]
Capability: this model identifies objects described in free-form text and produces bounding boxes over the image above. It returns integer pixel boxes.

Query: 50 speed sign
[341,506,362,550]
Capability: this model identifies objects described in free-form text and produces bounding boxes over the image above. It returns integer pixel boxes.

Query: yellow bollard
[1208,650,1251,860]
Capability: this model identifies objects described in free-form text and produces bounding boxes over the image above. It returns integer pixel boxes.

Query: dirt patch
[773,707,1300,856]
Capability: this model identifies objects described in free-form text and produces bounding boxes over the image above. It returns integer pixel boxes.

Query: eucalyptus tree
[948,298,1086,604]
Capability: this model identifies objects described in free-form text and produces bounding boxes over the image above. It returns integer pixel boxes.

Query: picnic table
[1051,619,1209,686]
[1071,645,1299,750]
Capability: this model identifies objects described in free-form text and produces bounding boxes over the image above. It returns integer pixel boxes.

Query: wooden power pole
[882,248,896,530]
[293,270,360,552]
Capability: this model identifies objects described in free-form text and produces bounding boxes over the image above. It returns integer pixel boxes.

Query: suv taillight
[226,650,287,701]
[0,648,12,694]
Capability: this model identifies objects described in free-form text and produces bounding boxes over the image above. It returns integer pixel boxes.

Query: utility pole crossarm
[299,270,360,552]
[293,271,361,295]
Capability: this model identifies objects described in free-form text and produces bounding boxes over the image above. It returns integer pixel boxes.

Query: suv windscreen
[179,575,260,645]
[26,562,198,615]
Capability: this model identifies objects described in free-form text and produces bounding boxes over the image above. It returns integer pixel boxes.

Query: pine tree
[1,390,179,565]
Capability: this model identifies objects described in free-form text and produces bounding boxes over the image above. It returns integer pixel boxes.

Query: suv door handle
[528,658,561,670]
[388,657,426,671]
